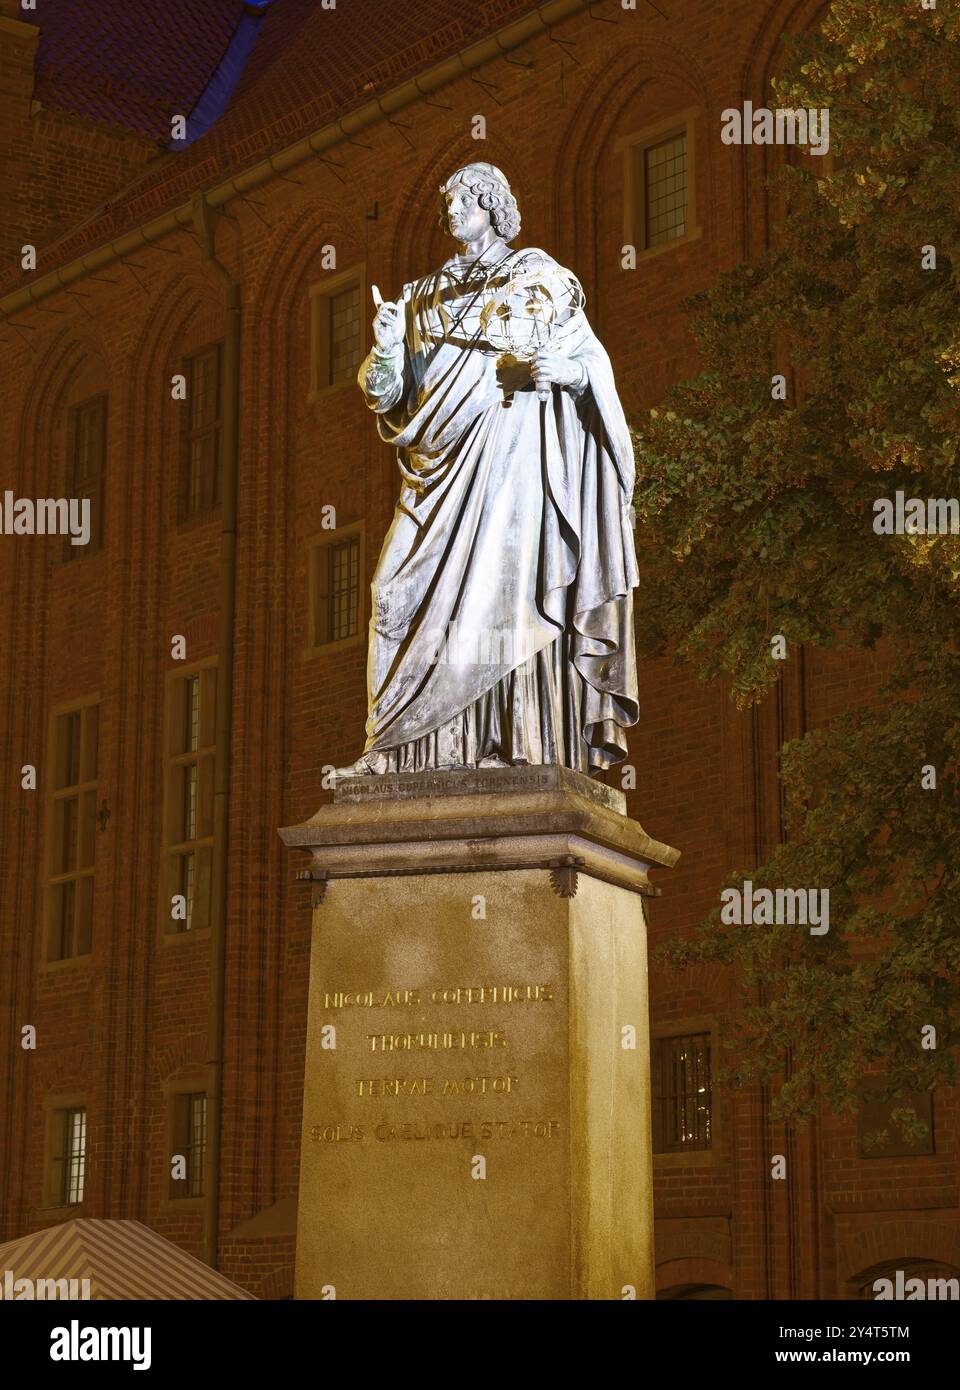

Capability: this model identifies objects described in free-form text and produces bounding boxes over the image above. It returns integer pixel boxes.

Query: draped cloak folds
[357,241,640,774]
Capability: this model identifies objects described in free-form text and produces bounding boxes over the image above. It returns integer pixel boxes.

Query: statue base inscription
[280,767,678,1300]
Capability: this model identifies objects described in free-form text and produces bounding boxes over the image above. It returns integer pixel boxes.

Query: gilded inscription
[366,1029,508,1052]
[323,983,553,1009]
[309,1119,562,1143]
[355,1075,518,1097]
[307,979,561,1152]
[374,1119,560,1141]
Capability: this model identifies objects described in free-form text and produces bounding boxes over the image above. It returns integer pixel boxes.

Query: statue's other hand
[372,299,404,351]
[531,348,583,392]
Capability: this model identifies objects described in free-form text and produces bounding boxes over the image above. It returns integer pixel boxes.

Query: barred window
[329,285,361,385]
[309,526,362,647]
[48,1106,87,1206]
[163,668,216,933]
[643,132,688,248]
[64,395,106,559]
[654,1032,712,1153]
[309,271,364,397]
[46,702,99,961]
[171,1092,207,1198]
[181,344,223,518]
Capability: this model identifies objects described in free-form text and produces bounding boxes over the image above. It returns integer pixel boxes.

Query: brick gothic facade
[1,0,957,1300]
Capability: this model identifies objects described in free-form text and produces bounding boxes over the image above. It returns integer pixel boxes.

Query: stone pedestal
[280,766,678,1301]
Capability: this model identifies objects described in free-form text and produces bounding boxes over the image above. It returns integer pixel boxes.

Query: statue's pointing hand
[371,284,404,351]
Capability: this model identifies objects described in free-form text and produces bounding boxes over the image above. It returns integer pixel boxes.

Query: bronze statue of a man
[343,161,639,777]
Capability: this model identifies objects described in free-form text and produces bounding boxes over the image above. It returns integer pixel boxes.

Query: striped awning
[0,1219,256,1299]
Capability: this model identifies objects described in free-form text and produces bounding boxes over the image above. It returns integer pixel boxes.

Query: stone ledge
[280,765,679,896]
[333,764,626,813]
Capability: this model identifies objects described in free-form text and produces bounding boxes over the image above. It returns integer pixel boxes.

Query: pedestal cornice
[280,765,679,898]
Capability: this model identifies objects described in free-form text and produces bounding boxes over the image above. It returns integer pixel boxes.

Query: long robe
[357,241,639,774]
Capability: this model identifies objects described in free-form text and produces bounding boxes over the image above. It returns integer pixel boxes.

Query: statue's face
[443,182,492,243]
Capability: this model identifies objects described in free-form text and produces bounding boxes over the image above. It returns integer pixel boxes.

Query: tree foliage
[633,0,960,1123]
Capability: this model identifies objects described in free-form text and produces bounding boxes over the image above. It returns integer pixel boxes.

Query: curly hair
[437,163,521,242]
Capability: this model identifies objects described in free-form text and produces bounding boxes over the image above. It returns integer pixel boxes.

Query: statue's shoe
[333,752,390,779]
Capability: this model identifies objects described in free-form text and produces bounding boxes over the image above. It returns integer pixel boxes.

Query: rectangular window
[64,395,106,560]
[653,1032,712,1153]
[617,112,700,258]
[181,344,223,518]
[643,132,688,248]
[48,1106,87,1206]
[46,702,99,961]
[309,527,362,647]
[163,668,216,933]
[329,285,361,385]
[309,269,365,399]
[170,1092,207,1198]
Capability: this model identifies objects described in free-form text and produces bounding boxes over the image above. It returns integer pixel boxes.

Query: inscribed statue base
[279,767,678,1300]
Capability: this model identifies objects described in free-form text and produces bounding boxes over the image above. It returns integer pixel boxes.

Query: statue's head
[437,163,521,242]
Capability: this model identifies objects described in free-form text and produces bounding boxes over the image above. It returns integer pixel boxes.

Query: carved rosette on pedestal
[280,766,678,1301]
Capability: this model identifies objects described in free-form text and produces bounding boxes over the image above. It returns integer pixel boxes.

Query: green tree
[633,0,960,1124]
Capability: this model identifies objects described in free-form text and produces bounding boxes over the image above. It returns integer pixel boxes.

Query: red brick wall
[1,0,955,1300]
